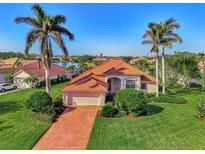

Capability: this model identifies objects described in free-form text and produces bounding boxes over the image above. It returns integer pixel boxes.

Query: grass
[0,81,69,150]
[88,88,205,150]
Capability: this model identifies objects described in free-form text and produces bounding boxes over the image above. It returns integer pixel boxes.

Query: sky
[0,3,205,56]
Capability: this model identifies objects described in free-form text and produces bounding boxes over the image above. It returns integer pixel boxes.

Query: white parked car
[0,83,17,92]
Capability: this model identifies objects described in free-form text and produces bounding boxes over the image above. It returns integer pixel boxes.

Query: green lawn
[0,81,69,150]
[88,88,205,150]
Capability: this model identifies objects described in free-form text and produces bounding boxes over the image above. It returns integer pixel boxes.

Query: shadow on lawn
[144,104,164,116]
[0,101,22,114]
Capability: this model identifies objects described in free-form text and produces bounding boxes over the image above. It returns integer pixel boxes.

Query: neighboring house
[93,56,108,63]
[62,58,156,106]
[13,60,72,88]
[0,57,25,83]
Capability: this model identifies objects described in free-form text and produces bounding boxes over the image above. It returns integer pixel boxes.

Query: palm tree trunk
[156,54,159,97]
[45,68,51,96]
[162,47,165,95]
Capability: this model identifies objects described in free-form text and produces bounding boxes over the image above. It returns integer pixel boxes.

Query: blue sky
[0,3,205,56]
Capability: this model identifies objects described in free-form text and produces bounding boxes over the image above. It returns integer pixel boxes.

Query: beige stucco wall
[13,71,31,88]
[63,92,106,106]
[146,83,156,93]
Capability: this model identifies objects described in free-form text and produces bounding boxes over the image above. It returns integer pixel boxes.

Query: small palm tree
[24,76,39,88]
[15,4,74,95]
[67,65,75,78]
[142,23,161,97]
[160,18,182,94]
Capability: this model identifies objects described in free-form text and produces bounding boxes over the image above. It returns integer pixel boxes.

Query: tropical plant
[15,4,74,95]
[160,18,182,95]
[67,65,75,76]
[142,23,161,97]
[24,76,39,88]
[15,61,22,68]
[177,56,200,87]
[135,59,150,72]
[4,72,14,83]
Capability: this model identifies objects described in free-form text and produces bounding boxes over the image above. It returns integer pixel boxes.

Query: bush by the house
[197,103,205,119]
[144,93,156,102]
[115,89,147,113]
[155,95,187,104]
[26,91,52,114]
[114,110,127,118]
[100,102,118,118]
[53,97,65,115]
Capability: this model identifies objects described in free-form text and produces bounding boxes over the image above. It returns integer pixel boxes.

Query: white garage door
[73,97,100,106]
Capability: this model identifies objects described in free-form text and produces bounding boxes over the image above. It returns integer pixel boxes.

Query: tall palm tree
[14,4,74,96]
[160,18,182,95]
[142,23,161,97]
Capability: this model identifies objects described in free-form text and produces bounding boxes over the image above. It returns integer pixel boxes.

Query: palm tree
[142,23,161,97]
[14,4,74,96]
[160,18,182,94]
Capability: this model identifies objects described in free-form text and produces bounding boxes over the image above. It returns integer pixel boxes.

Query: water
[53,61,81,75]
[52,61,79,68]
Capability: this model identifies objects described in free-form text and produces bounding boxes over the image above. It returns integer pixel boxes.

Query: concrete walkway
[33,107,99,150]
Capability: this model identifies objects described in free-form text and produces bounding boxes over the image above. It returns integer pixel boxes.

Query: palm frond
[25,29,43,56]
[141,40,155,45]
[51,32,68,56]
[31,4,46,20]
[52,15,66,24]
[14,17,40,27]
[51,25,74,40]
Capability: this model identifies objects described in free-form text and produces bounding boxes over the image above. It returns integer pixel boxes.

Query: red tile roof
[15,60,68,78]
[62,58,156,92]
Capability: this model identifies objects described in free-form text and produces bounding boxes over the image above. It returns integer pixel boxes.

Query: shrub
[155,95,187,104]
[100,102,118,118]
[197,103,205,118]
[115,111,127,118]
[53,98,65,115]
[26,91,52,114]
[115,89,147,113]
[144,93,156,102]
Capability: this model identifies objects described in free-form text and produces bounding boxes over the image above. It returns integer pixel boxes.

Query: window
[126,80,136,89]
[141,83,146,89]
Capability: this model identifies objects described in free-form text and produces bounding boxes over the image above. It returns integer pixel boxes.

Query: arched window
[126,80,136,89]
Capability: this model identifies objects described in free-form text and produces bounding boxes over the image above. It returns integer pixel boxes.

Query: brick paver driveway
[33,107,99,150]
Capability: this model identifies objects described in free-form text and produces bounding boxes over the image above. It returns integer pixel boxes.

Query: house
[93,56,108,63]
[13,60,72,88]
[0,57,26,83]
[62,58,156,106]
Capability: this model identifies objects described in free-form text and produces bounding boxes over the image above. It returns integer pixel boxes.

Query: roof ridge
[70,59,120,83]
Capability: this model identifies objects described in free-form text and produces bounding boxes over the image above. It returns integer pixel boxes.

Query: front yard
[1,84,205,150]
[0,81,69,150]
[88,88,205,150]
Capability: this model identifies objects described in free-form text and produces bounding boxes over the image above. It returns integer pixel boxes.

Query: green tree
[15,4,74,95]
[160,18,182,94]
[177,56,200,87]
[4,72,14,83]
[142,23,161,97]
[15,61,22,68]
[135,59,150,72]
[24,76,39,88]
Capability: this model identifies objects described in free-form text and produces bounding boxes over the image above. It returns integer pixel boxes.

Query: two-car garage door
[64,92,105,106]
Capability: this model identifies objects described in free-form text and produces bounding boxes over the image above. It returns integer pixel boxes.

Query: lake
[53,61,81,75]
